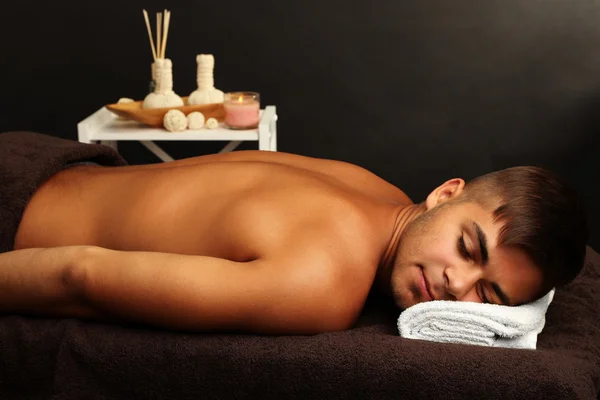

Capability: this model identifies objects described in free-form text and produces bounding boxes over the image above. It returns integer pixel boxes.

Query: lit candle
[223,92,260,129]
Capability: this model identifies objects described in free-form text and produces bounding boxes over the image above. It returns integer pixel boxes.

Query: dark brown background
[1,0,598,248]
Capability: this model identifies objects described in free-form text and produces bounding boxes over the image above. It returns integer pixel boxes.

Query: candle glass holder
[223,92,260,129]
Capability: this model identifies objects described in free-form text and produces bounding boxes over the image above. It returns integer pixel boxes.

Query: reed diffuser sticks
[142,9,171,60]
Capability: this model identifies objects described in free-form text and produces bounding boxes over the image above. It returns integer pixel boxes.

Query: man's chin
[396,290,432,310]
[395,295,418,311]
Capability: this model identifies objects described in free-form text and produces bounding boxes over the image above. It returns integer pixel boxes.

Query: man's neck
[375,203,427,295]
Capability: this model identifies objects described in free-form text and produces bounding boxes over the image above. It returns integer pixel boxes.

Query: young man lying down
[0,132,588,335]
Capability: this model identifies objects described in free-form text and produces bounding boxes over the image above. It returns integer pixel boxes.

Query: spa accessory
[105,99,225,128]
[163,109,188,132]
[188,54,225,105]
[141,10,184,109]
[116,98,134,120]
[205,118,219,129]
[143,59,184,109]
[187,112,205,130]
[398,289,555,349]
[223,92,260,129]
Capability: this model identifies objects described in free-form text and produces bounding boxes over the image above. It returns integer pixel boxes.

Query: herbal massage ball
[163,109,188,132]
[116,98,134,120]
[143,58,184,109]
[187,112,205,130]
[205,117,219,129]
[188,54,224,105]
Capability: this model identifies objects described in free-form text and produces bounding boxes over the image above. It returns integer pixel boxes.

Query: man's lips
[419,267,434,301]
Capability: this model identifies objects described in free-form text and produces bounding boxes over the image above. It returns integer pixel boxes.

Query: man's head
[389,166,588,310]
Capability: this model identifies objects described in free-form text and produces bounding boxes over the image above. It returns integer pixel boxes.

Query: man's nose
[444,262,483,301]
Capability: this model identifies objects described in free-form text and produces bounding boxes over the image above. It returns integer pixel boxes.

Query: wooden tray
[106,97,225,127]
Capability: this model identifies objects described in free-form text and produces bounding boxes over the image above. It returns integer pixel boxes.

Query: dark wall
[1,1,599,248]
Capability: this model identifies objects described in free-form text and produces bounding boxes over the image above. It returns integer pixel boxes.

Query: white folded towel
[397,289,555,349]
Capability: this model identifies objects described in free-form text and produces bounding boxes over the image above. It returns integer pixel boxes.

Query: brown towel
[0,131,127,253]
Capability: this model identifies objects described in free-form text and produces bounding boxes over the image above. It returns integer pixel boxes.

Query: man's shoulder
[264,205,380,322]
[263,247,376,331]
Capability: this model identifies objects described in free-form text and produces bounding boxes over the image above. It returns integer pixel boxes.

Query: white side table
[77,106,277,161]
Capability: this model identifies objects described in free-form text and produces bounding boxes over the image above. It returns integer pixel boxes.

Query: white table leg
[140,141,175,162]
[270,114,278,151]
[258,106,277,152]
[101,140,118,151]
[219,141,243,153]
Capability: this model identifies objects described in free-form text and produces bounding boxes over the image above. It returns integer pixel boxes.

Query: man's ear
[425,178,466,210]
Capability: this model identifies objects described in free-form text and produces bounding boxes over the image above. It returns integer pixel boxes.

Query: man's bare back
[10,151,412,333]
[15,151,411,256]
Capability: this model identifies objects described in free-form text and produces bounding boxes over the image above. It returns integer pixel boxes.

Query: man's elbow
[60,246,102,304]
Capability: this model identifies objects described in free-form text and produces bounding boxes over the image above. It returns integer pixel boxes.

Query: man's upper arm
[81,247,353,334]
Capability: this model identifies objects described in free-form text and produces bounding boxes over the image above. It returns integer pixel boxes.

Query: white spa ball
[187,112,205,130]
[143,92,184,109]
[163,109,188,132]
[205,117,219,129]
[116,98,135,120]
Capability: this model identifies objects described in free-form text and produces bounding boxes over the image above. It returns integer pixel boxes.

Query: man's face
[390,199,544,310]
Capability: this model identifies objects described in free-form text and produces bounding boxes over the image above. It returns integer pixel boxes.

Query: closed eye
[478,283,490,304]
[458,234,471,260]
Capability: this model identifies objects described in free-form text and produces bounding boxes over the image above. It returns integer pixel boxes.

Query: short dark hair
[463,166,588,294]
